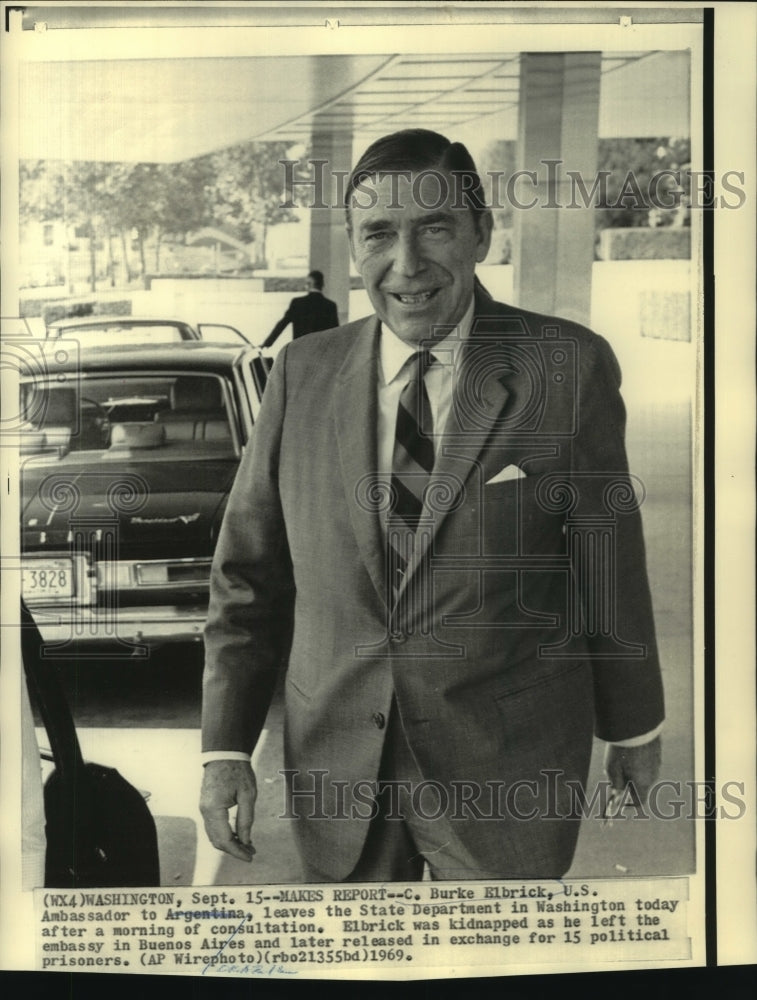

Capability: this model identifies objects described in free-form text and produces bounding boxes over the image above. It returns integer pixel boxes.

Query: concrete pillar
[512,53,601,326]
[309,128,353,325]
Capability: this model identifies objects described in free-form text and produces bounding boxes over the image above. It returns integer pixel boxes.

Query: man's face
[347,171,492,345]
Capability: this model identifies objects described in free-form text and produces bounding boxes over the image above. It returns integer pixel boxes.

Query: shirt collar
[379,297,476,386]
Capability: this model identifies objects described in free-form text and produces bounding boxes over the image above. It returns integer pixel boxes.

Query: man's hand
[604,736,662,805]
[200,759,257,862]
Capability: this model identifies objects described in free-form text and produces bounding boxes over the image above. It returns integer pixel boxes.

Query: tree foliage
[478,135,692,237]
[596,137,691,228]
[19,160,65,225]
[205,141,303,263]
[19,140,306,282]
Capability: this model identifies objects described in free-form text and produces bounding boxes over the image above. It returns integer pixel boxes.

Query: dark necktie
[388,350,436,595]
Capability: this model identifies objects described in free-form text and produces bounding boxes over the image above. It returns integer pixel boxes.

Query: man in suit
[200,129,664,881]
[261,269,339,347]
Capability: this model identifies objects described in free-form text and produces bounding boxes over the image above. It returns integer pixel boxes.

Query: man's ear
[475,211,494,263]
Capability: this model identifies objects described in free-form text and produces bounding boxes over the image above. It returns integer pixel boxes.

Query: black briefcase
[41,759,161,889]
[21,602,161,888]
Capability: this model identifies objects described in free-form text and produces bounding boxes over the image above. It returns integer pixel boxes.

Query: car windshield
[51,324,188,346]
[19,373,237,463]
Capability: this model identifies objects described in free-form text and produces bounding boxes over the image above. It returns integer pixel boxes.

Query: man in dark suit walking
[201,129,664,882]
[261,269,339,347]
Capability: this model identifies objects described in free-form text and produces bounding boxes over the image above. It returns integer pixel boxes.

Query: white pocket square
[486,464,526,485]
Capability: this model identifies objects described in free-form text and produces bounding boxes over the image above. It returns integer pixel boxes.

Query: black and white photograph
[1,2,754,983]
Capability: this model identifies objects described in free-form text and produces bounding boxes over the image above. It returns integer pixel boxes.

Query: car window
[50,325,188,346]
[196,323,249,345]
[247,355,272,398]
[19,374,238,462]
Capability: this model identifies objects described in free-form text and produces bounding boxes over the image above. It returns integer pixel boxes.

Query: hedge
[262,276,366,293]
[597,228,690,261]
[38,299,132,327]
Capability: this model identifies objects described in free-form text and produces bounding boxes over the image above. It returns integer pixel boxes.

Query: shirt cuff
[606,723,664,748]
[202,751,251,765]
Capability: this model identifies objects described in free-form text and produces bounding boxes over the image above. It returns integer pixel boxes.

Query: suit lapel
[333,317,388,606]
[433,353,511,515]
[395,299,514,597]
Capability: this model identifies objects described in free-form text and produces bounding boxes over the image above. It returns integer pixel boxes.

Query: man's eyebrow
[415,211,457,227]
[356,210,458,233]
[357,217,394,233]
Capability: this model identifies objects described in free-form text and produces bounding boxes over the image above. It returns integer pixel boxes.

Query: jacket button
[372,712,386,730]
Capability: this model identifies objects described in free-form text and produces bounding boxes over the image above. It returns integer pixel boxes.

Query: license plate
[22,559,74,600]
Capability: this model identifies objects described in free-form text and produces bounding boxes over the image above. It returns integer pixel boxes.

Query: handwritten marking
[202,916,248,975]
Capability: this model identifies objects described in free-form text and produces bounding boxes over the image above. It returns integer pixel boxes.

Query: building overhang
[11,7,696,164]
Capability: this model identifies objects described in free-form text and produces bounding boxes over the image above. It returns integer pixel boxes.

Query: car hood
[21,458,237,560]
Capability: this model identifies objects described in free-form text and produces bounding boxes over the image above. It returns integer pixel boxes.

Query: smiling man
[347,168,491,346]
[200,129,664,882]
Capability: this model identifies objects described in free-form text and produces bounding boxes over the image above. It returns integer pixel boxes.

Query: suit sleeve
[201,347,294,754]
[262,300,295,348]
[572,334,665,742]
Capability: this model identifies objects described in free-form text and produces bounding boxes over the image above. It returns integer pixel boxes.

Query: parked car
[45,315,252,347]
[19,341,271,651]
